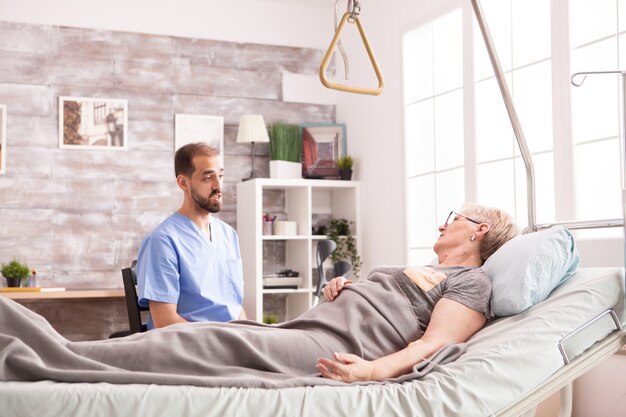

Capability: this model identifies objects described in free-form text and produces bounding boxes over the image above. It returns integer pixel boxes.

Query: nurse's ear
[176,174,189,192]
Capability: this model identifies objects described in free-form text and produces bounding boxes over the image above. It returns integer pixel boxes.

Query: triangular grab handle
[319,12,385,96]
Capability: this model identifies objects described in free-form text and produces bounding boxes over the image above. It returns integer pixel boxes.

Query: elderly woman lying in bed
[0,204,518,387]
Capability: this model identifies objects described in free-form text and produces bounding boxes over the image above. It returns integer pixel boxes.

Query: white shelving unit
[236,178,361,323]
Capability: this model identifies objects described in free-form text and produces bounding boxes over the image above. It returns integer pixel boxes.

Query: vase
[4,276,22,287]
[338,168,353,181]
[270,160,302,179]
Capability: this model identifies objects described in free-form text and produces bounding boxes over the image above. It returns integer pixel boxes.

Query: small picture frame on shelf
[300,123,346,179]
[59,96,128,150]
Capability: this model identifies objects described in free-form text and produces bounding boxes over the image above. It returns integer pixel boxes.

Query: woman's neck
[437,250,482,267]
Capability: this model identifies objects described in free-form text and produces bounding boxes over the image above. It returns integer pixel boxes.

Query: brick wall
[0,20,333,289]
[0,20,333,339]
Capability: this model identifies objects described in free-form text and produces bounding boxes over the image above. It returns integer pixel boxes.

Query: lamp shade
[236,114,270,144]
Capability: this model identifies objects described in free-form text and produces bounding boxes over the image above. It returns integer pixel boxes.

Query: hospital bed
[0,266,623,417]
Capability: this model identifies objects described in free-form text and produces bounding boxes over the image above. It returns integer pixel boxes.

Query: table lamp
[236,114,270,181]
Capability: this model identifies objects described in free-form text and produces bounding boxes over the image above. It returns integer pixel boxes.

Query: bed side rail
[558,309,623,365]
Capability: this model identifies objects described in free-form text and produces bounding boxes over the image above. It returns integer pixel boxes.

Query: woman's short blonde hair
[462,203,519,263]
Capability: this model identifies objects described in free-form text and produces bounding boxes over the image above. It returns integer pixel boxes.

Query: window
[474,0,554,229]
[570,0,623,237]
[404,9,464,265]
[403,0,624,262]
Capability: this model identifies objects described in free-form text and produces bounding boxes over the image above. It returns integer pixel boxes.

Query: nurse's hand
[323,277,352,301]
[316,352,374,382]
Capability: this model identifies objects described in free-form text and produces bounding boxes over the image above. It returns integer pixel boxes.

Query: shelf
[237,178,361,322]
[262,288,313,295]
[262,235,308,241]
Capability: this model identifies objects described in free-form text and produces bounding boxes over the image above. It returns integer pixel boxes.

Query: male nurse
[136,143,246,329]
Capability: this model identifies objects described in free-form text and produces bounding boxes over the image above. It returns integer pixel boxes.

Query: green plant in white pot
[1,259,30,288]
[268,122,302,179]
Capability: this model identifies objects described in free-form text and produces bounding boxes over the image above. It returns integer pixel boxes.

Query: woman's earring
[470,235,476,241]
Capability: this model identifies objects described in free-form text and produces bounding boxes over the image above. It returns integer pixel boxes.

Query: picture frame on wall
[175,114,224,153]
[0,104,5,175]
[59,96,128,150]
[300,123,347,179]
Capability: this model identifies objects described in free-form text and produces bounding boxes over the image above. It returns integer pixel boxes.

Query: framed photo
[175,114,224,153]
[300,123,346,179]
[59,96,128,150]
[0,104,5,175]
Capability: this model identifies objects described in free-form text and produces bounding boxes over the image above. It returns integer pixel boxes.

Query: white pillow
[482,226,580,317]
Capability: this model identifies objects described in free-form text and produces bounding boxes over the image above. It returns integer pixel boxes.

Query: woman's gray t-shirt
[370,265,493,332]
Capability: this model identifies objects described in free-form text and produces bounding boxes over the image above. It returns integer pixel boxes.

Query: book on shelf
[0,287,66,293]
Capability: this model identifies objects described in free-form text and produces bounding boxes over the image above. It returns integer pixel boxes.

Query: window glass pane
[621,0,626,32]
[436,168,465,217]
[433,8,463,94]
[407,175,438,247]
[571,39,619,143]
[403,25,434,104]
[575,139,622,221]
[512,61,553,154]
[569,0,618,48]
[408,248,437,266]
[512,0,551,67]
[473,0,512,81]
[477,159,516,219]
[434,90,464,170]
[571,37,618,73]
[571,44,619,143]
[475,77,515,162]
[515,153,555,229]
[405,100,435,176]
[621,33,626,69]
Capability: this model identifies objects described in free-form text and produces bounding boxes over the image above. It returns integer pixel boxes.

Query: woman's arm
[316,298,486,381]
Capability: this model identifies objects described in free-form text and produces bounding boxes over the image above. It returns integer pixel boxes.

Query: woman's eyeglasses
[444,211,481,228]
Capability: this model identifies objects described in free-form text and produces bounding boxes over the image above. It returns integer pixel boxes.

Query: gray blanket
[0,271,466,388]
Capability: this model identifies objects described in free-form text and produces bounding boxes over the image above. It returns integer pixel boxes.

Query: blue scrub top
[136,213,244,329]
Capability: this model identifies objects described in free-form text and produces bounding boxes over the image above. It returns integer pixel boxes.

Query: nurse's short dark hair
[175,143,220,178]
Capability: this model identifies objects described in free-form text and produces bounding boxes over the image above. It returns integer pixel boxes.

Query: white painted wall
[0,0,331,49]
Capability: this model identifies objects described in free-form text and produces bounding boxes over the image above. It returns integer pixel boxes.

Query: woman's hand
[323,277,352,301]
[316,352,375,382]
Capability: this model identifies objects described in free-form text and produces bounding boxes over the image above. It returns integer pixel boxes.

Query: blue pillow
[482,226,579,317]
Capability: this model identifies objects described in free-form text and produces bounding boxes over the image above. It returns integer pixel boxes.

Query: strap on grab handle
[319,11,385,96]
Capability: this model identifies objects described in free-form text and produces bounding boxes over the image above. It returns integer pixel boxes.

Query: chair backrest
[313,239,337,305]
[333,260,352,278]
[121,260,148,334]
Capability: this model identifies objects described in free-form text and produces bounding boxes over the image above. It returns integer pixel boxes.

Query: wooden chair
[122,260,148,334]
[110,260,147,337]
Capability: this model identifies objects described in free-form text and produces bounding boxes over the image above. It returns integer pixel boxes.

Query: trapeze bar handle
[319,12,385,96]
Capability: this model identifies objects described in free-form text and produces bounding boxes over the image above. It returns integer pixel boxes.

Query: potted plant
[337,155,353,180]
[326,218,361,278]
[1,259,30,288]
[268,122,303,179]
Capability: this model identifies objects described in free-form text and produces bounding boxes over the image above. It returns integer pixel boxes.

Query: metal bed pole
[470,0,537,232]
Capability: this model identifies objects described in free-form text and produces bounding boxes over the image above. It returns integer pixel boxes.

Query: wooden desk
[0,289,125,300]
[2,289,129,341]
